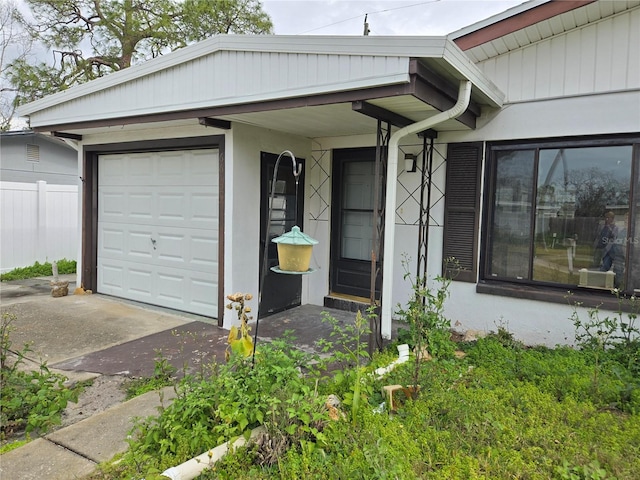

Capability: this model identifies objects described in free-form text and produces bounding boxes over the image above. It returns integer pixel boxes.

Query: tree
[0,0,33,130]
[9,0,273,107]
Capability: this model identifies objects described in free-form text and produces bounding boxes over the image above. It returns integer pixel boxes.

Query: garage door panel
[129,155,155,184]
[129,230,155,258]
[101,192,126,218]
[156,233,187,262]
[157,273,184,302]
[157,193,185,221]
[129,194,154,219]
[100,188,217,228]
[188,151,219,185]
[101,228,125,254]
[191,236,218,267]
[100,223,217,265]
[129,268,154,296]
[98,149,219,317]
[100,155,127,184]
[192,193,218,224]
[101,264,124,292]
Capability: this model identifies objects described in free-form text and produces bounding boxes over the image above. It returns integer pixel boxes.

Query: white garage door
[98,149,219,316]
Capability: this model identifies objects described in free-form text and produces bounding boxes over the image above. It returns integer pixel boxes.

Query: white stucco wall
[223,123,312,328]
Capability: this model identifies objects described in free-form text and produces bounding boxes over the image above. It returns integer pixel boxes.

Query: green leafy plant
[124,349,177,400]
[0,259,76,281]
[569,291,640,406]
[555,459,617,480]
[317,308,372,424]
[1,312,80,440]
[395,255,457,391]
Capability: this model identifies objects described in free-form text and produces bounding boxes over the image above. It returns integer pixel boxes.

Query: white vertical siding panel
[534,40,552,98]
[475,8,638,103]
[563,29,582,96]
[548,35,566,97]
[578,24,597,93]
[506,49,523,102]
[594,19,613,91]
[494,55,510,96]
[298,53,309,88]
[627,8,640,88]
[610,13,630,91]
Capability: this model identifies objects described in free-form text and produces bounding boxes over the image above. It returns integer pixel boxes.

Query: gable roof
[17,35,504,137]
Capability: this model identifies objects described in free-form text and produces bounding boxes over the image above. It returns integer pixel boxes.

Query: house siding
[29,52,411,127]
[474,6,640,102]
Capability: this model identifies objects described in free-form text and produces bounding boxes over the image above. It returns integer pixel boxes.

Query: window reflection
[488,144,634,291]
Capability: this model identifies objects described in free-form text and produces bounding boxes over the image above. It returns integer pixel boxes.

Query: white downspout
[381,80,472,339]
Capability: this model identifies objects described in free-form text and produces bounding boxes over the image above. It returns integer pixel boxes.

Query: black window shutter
[443,142,482,282]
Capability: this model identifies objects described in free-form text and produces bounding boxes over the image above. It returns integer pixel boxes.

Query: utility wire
[295,0,441,35]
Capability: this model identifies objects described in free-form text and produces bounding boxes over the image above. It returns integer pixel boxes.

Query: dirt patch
[59,375,128,428]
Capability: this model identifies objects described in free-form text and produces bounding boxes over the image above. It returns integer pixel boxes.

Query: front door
[258,151,305,317]
[331,147,380,298]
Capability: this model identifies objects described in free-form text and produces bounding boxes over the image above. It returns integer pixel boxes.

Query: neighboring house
[0,131,79,272]
[0,130,77,185]
[16,0,640,345]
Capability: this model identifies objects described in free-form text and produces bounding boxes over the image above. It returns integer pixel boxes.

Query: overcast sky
[261,0,526,36]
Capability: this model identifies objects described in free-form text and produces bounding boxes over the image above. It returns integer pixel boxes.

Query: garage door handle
[150,237,157,250]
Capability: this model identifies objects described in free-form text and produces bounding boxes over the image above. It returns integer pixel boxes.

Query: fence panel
[1,181,78,273]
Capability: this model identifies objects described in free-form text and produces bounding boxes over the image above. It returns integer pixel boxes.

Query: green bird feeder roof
[272,226,319,245]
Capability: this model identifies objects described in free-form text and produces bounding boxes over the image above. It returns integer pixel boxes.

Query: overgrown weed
[1,312,80,442]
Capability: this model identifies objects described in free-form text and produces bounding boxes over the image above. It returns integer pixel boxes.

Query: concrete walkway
[0,386,176,480]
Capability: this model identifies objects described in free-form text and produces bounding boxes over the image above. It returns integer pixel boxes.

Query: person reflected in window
[593,211,619,272]
[612,212,628,288]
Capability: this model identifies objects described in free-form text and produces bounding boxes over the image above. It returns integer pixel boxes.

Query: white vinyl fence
[1,181,78,273]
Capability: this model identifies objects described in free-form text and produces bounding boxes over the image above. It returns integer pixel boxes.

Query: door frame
[330,146,380,298]
[83,135,226,325]
[258,151,305,317]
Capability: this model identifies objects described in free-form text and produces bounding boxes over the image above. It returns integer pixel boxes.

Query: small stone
[51,280,69,297]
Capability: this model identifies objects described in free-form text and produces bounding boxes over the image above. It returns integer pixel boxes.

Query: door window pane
[341,161,376,261]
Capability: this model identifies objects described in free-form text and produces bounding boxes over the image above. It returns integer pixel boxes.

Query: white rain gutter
[380,80,472,339]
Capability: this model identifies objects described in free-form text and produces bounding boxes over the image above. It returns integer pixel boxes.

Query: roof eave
[17,35,451,117]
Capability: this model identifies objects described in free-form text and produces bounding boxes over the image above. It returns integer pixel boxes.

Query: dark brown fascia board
[52,131,83,140]
[31,84,413,133]
[352,101,440,138]
[454,0,597,51]
[198,117,231,129]
[34,76,478,133]
[352,100,415,128]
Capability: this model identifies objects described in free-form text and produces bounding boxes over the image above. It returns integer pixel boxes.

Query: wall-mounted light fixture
[404,153,417,173]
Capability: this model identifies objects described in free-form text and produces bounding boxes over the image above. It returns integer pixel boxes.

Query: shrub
[1,312,80,440]
[0,259,76,281]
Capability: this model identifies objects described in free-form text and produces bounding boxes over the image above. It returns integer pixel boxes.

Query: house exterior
[16,0,640,346]
[0,130,77,185]
[0,130,78,272]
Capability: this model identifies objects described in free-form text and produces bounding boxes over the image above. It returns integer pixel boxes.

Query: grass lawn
[89,330,640,480]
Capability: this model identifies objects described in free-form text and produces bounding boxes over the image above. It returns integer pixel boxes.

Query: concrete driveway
[0,275,228,380]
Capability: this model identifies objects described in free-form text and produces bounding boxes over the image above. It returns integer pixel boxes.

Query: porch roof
[17,35,505,138]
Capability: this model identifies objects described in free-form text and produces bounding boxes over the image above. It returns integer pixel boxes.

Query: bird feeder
[271,226,318,273]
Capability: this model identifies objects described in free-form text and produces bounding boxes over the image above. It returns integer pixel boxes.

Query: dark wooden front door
[331,147,379,298]
[258,151,305,317]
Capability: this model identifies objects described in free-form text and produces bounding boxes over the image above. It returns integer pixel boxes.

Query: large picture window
[485,137,640,293]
